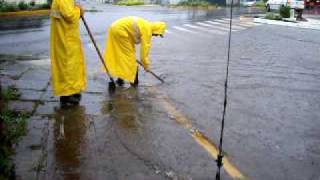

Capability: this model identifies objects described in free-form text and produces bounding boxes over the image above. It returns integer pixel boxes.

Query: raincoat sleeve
[59,0,80,23]
[140,32,152,70]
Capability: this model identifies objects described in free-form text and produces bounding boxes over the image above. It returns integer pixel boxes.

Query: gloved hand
[143,64,149,72]
[76,5,85,16]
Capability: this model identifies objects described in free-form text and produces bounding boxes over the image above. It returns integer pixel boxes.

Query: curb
[0,9,50,18]
[254,17,320,30]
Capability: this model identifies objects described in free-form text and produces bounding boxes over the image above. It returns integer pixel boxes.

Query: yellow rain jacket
[104,16,166,83]
[50,0,86,96]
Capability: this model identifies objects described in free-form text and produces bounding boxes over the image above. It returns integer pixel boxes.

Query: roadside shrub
[18,1,29,10]
[1,86,20,101]
[0,86,29,180]
[0,109,29,180]
[38,2,50,9]
[0,2,18,12]
[265,12,282,20]
[280,5,290,18]
[29,1,35,6]
[116,0,144,5]
[177,0,212,7]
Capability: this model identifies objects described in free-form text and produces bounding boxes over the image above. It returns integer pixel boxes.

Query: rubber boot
[130,70,139,87]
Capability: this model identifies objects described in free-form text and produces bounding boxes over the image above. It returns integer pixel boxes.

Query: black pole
[215,0,234,179]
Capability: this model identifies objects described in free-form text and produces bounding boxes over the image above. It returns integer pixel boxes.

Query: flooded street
[1,3,320,180]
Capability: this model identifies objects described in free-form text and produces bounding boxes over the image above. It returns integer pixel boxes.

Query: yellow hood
[151,22,166,36]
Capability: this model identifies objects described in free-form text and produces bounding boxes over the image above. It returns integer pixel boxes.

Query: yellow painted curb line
[0,9,50,18]
[148,87,246,180]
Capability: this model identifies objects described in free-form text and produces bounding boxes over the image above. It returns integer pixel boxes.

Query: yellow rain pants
[50,0,86,96]
[104,16,166,83]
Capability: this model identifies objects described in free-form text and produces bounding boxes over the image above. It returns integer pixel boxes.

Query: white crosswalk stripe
[172,26,198,34]
[214,19,229,23]
[183,24,226,35]
[204,21,237,31]
[197,21,245,31]
[220,18,260,26]
[167,18,261,37]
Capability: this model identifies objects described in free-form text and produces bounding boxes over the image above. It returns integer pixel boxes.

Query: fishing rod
[215,0,234,179]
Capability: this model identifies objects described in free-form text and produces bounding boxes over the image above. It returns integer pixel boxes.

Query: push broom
[80,15,116,92]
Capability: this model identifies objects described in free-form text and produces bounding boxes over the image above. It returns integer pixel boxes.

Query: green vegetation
[0,110,29,180]
[264,5,290,20]
[1,86,20,101]
[265,12,282,20]
[176,0,217,7]
[254,1,266,8]
[0,86,30,180]
[279,5,290,18]
[0,0,50,13]
[18,1,29,10]
[0,1,18,12]
[116,0,144,6]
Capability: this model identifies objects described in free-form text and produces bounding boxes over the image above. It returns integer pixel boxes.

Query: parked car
[305,0,320,8]
[241,0,257,6]
[266,0,305,11]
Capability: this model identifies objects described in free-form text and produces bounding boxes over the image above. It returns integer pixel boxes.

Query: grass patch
[254,1,266,8]
[265,12,282,20]
[176,0,217,7]
[0,85,30,180]
[0,109,30,180]
[1,86,20,101]
[116,0,144,6]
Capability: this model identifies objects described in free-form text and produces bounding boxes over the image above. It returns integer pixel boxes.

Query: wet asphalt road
[1,3,320,180]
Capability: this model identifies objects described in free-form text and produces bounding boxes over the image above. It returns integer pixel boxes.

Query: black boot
[130,70,139,87]
[72,93,82,102]
[60,94,80,106]
[116,78,124,86]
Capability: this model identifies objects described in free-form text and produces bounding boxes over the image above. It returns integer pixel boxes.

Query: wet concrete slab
[39,90,58,102]
[19,68,50,82]
[19,89,43,101]
[15,79,48,91]
[0,75,16,88]
[35,101,60,116]
[0,61,30,78]
[8,100,36,113]
[86,80,109,93]
[80,92,106,115]
[14,116,49,180]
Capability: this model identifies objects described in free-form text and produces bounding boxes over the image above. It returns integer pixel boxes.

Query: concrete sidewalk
[1,58,111,179]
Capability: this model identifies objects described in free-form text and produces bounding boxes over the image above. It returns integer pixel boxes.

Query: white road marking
[172,26,198,34]
[198,21,246,31]
[204,21,237,31]
[183,24,226,35]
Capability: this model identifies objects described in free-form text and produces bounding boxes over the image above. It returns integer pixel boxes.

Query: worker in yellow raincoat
[50,0,86,105]
[104,16,166,87]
